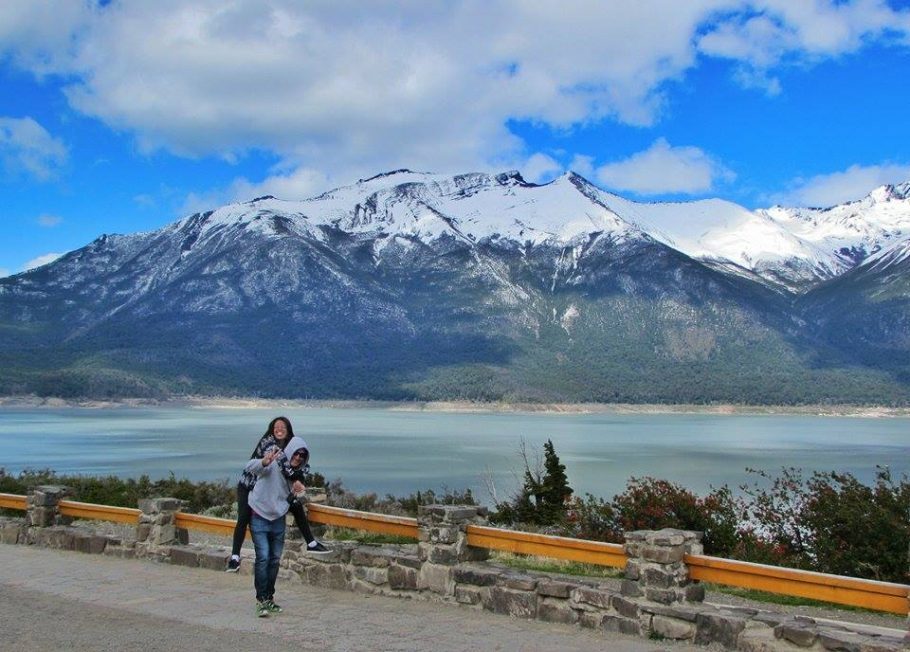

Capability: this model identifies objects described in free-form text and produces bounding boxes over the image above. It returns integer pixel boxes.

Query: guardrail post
[26,485,69,528]
[417,505,489,596]
[136,497,184,556]
[623,528,704,604]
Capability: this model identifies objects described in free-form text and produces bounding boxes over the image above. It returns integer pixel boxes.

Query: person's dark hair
[264,416,295,450]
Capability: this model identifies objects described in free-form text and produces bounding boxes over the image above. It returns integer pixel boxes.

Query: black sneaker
[266,599,283,614]
[256,601,270,618]
[226,557,241,572]
[306,541,330,553]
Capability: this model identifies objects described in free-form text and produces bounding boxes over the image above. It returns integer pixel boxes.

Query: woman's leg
[231,484,251,557]
[288,500,315,544]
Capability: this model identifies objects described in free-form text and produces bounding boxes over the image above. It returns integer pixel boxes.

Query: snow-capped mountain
[160,169,909,294]
[761,182,910,267]
[0,169,908,403]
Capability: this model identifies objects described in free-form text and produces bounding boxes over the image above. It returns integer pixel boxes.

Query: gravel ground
[0,546,706,652]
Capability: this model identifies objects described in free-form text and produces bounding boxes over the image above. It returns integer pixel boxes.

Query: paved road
[0,545,705,652]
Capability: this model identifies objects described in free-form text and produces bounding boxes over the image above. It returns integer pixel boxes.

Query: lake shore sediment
[1,394,908,418]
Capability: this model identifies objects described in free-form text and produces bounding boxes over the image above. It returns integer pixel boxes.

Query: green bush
[0,468,234,514]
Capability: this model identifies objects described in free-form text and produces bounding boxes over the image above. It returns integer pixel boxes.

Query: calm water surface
[0,407,907,502]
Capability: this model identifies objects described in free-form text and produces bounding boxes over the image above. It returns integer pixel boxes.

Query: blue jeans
[250,512,286,602]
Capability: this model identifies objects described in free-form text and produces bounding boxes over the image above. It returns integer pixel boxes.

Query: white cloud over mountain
[595,139,734,195]
[776,163,910,207]
[1,1,908,197]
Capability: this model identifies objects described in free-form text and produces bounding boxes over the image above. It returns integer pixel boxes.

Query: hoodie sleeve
[243,456,275,477]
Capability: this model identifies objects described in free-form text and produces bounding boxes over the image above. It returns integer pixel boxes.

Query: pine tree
[540,439,573,523]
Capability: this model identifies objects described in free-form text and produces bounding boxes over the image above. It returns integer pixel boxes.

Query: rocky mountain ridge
[1,170,907,403]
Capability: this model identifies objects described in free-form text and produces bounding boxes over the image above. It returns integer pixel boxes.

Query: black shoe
[226,557,241,572]
[306,541,330,553]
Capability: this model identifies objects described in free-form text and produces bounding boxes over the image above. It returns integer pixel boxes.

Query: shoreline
[1,395,909,417]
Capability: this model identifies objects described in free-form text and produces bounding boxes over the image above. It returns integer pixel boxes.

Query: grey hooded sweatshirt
[244,437,308,521]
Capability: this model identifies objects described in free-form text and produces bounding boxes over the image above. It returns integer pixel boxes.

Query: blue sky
[1,0,910,277]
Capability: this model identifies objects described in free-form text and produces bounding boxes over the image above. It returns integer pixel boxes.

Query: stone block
[683,582,705,602]
[454,585,483,605]
[645,587,678,604]
[168,546,200,567]
[418,563,453,595]
[643,565,679,588]
[739,624,792,652]
[818,631,865,652]
[502,573,537,591]
[537,598,578,625]
[176,528,189,545]
[73,533,107,555]
[641,603,703,622]
[611,595,640,619]
[353,566,388,585]
[388,564,419,590]
[198,550,229,571]
[0,522,24,544]
[775,622,818,647]
[453,565,500,587]
[424,543,458,565]
[624,559,641,580]
[579,611,607,629]
[652,615,696,640]
[695,612,748,648]
[135,523,151,542]
[570,586,614,610]
[306,563,349,590]
[603,615,642,636]
[352,548,392,567]
[391,554,421,570]
[485,586,537,619]
[537,580,577,598]
[620,579,643,598]
[640,545,684,564]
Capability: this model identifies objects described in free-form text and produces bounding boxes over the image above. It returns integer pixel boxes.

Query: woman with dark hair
[226,416,329,572]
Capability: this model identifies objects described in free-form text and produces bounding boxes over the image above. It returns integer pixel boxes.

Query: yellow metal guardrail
[466,524,628,569]
[58,500,141,524]
[686,554,909,615]
[2,491,907,614]
[306,504,419,539]
[0,493,27,511]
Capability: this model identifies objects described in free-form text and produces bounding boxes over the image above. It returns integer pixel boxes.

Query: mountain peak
[868,181,910,203]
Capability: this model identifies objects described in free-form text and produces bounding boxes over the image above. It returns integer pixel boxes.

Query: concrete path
[0,545,706,652]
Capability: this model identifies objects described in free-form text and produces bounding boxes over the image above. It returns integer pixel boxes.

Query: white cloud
[697,0,908,93]
[36,213,63,227]
[775,164,910,207]
[595,139,734,195]
[21,252,63,271]
[228,166,331,202]
[569,154,596,179]
[0,116,68,181]
[1,1,908,181]
[519,153,562,184]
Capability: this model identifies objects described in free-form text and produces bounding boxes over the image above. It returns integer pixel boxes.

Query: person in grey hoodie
[244,436,309,617]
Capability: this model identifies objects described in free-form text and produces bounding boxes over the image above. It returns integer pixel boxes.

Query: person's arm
[243,447,279,476]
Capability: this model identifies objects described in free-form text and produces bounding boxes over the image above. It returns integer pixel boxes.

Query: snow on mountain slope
[762,182,910,265]
[142,170,910,295]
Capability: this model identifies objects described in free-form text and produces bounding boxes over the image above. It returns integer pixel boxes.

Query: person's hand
[262,448,279,466]
[291,480,305,494]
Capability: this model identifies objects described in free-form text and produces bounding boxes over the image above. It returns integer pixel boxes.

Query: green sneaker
[266,599,283,614]
[256,601,270,618]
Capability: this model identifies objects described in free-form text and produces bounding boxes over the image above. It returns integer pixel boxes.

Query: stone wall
[1,489,906,652]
